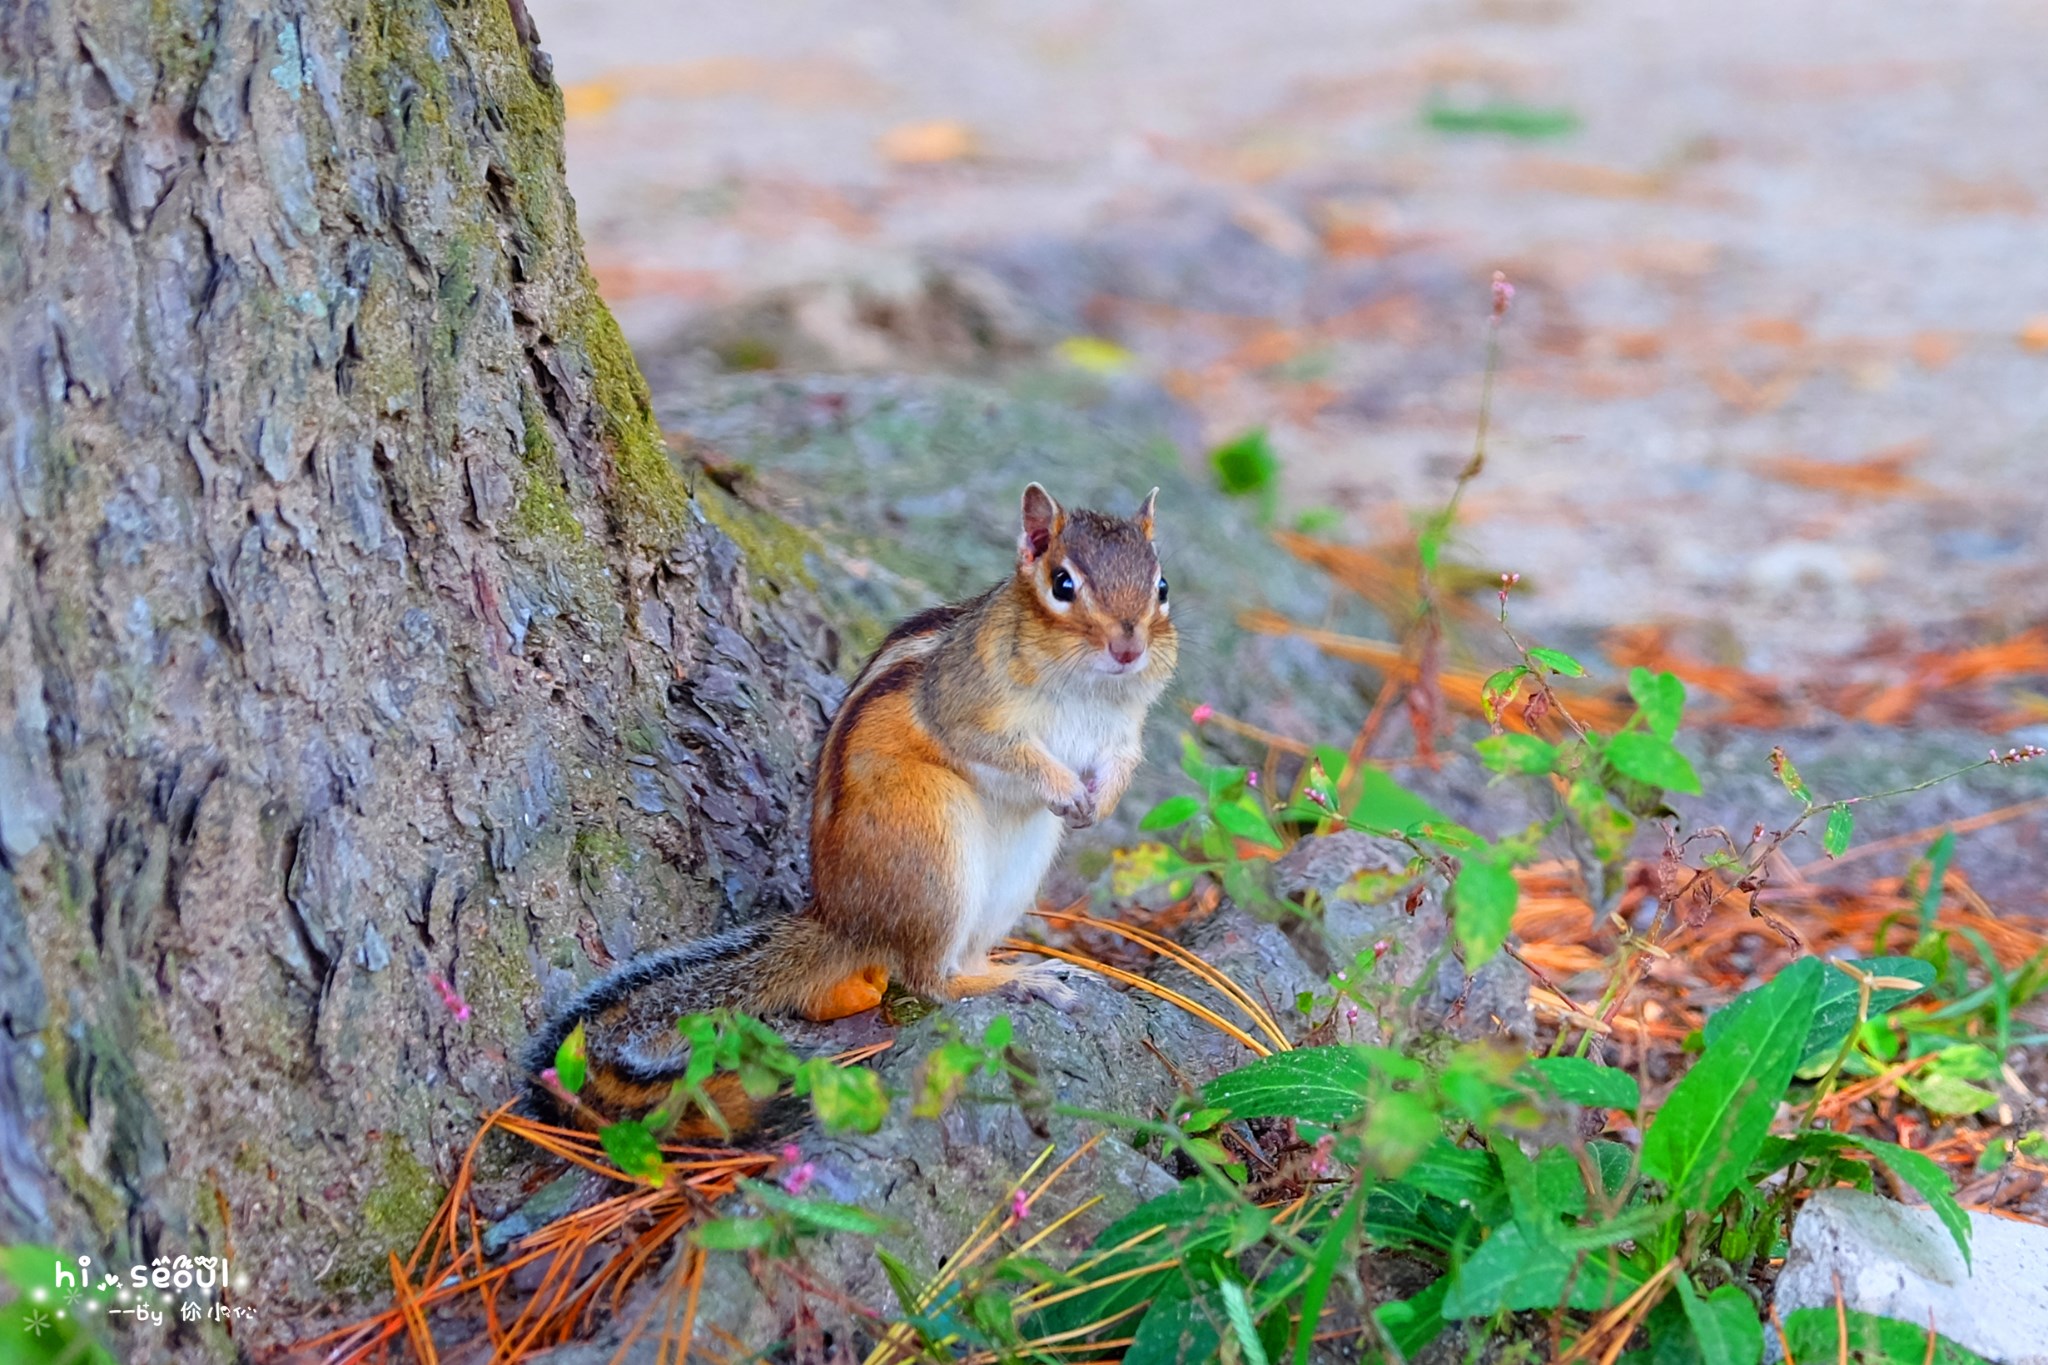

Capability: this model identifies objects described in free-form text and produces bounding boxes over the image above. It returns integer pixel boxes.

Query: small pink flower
[1306,1134,1336,1178]
[779,1145,817,1195]
[1372,940,1389,958]
[1190,703,1215,725]
[1245,771,1259,789]
[431,977,471,1022]
[1343,1005,1360,1027]
[1010,1189,1032,1223]
[539,1067,566,1096]
[1491,271,1515,317]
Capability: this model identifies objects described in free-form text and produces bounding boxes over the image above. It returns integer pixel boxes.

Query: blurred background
[530,0,2048,678]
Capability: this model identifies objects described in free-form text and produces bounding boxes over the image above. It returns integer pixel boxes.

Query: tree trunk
[0,1,834,1355]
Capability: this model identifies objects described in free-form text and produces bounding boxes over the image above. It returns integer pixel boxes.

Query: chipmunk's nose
[1109,623,1144,666]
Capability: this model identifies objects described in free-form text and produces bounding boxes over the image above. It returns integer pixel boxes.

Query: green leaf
[1772,746,1813,804]
[983,1014,1013,1051]
[1211,428,1280,497]
[1674,1273,1763,1365]
[803,1059,888,1131]
[1628,667,1688,740]
[1482,665,1531,724]
[1296,1187,1365,1365]
[1349,765,1451,834]
[1706,956,1935,1068]
[1825,806,1855,858]
[1835,1136,1972,1266]
[1218,1277,1271,1365]
[1913,830,1957,933]
[1375,1276,1450,1359]
[1139,794,1202,831]
[1528,646,1588,677]
[1522,1056,1641,1112]
[1899,1070,1999,1116]
[1441,1219,1643,1317]
[599,1119,667,1186]
[1425,100,1581,139]
[1641,959,1821,1208]
[1212,797,1284,849]
[554,1021,588,1094]
[693,1216,773,1250]
[1204,1045,1379,1126]
[1452,855,1520,964]
[1476,733,1559,775]
[876,1247,926,1320]
[1399,1140,1506,1216]
[1778,1307,1991,1365]
[1605,731,1703,795]
[739,1179,900,1237]
[1126,1294,1221,1365]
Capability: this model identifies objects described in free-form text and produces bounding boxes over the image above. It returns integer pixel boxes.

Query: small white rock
[1774,1187,2048,1365]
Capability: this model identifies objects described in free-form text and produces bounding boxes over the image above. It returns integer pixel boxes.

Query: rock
[1774,1187,2048,1365]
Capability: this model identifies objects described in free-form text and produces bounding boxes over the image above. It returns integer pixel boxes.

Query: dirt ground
[532,0,2048,676]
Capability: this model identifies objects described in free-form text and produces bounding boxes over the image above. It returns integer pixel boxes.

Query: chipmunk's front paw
[1050,780,1099,830]
[1009,960,1095,1011]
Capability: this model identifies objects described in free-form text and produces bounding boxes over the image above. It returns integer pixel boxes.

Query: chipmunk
[523,483,1177,1130]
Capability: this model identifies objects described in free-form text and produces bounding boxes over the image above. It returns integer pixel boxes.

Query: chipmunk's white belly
[948,804,1064,972]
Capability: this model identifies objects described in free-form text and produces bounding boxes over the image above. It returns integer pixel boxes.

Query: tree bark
[0,1,835,1355]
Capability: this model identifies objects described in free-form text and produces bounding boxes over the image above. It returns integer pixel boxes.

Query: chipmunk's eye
[1157,576,1169,604]
[1050,567,1077,603]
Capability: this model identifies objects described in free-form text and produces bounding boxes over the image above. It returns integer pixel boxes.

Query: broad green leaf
[1606,731,1703,795]
[1522,1056,1641,1112]
[1349,766,1450,834]
[1628,668,1688,740]
[1375,1276,1449,1359]
[1777,1307,1990,1365]
[1676,1273,1763,1365]
[1528,646,1588,677]
[1139,795,1202,831]
[1705,956,1934,1068]
[1217,1277,1270,1365]
[1212,797,1284,849]
[1836,1136,1972,1266]
[1476,733,1559,775]
[1398,1140,1506,1216]
[1641,959,1821,1208]
[1441,1219,1643,1317]
[1126,1293,1220,1365]
[1588,1140,1634,1197]
[599,1119,667,1187]
[1452,855,1519,964]
[554,1021,588,1094]
[1211,428,1280,497]
[1825,806,1855,857]
[1900,1070,1999,1116]
[1204,1045,1378,1125]
[983,1015,1013,1050]
[693,1216,772,1250]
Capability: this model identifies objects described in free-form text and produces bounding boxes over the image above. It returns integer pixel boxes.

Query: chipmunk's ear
[1135,487,1159,539]
[1019,483,1064,563]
